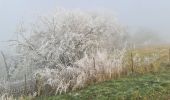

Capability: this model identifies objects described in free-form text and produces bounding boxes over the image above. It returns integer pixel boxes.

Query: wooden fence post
[93,57,96,69]
[169,48,170,62]
[24,74,27,95]
[131,52,134,73]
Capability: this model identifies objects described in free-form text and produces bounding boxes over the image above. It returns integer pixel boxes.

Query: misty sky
[0,0,170,50]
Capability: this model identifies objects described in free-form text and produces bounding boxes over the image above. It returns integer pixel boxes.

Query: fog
[0,0,170,51]
[0,1,170,97]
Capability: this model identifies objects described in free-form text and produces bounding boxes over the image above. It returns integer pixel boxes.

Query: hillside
[35,48,170,100]
[34,60,170,100]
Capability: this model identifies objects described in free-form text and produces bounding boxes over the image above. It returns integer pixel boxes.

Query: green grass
[34,63,170,100]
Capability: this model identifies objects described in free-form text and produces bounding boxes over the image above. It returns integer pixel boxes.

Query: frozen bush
[33,49,127,95]
[10,9,128,95]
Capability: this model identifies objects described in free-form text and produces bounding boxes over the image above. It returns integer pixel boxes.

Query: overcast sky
[0,0,170,50]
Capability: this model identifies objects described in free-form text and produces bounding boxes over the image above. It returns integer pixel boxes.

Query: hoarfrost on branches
[7,9,128,95]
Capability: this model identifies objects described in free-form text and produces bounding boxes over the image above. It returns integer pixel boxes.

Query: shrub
[10,9,127,95]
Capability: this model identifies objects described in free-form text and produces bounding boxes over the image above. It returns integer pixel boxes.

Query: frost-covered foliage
[133,53,160,67]
[34,49,127,95]
[14,9,126,71]
[8,9,128,95]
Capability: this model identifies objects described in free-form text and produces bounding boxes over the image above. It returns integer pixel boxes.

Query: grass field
[34,47,170,100]
[34,62,170,100]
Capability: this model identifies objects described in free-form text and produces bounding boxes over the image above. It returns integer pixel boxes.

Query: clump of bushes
[7,9,128,96]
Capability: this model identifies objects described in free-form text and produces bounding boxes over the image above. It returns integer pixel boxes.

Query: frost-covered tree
[14,9,127,71]
[10,9,128,95]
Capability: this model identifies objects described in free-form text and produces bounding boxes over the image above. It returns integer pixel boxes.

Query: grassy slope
[35,63,170,100]
[34,47,170,100]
